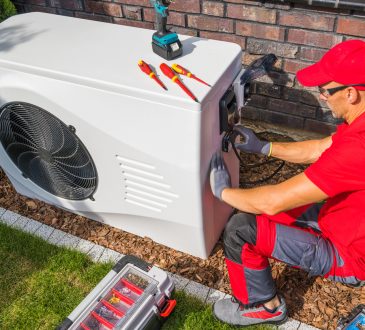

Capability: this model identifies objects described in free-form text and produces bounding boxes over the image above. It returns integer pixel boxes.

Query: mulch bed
[0,131,364,329]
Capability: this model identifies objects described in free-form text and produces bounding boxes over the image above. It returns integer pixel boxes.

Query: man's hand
[210,152,231,201]
[233,125,271,156]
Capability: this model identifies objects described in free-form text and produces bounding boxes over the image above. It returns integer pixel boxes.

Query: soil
[0,131,364,330]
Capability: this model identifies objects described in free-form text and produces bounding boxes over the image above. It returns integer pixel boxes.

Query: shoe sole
[213,311,288,328]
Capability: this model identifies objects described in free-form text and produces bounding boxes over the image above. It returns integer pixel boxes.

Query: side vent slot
[116,155,178,212]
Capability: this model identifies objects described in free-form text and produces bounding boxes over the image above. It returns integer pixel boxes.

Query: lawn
[0,222,272,329]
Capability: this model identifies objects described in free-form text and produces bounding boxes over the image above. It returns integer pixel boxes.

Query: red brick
[247,39,298,58]
[187,15,233,33]
[200,31,246,49]
[169,0,200,13]
[227,4,276,24]
[143,7,154,22]
[299,47,327,62]
[279,12,335,31]
[171,26,198,37]
[337,17,365,37]
[25,5,57,13]
[75,12,112,22]
[202,1,224,17]
[123,6,142,20]
[283,59,308,74]
[114,0,150,6]
[236,21,285,41]
[168,11,186,27]
[85,1,122,17]
[224,0,261,4]
[287,29,343,48]
[51,0,82,10]
[113,17,153,29]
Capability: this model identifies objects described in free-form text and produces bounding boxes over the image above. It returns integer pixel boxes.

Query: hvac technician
[210,39,365,326]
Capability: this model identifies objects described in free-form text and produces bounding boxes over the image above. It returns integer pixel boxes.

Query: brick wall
[12,0,365,135]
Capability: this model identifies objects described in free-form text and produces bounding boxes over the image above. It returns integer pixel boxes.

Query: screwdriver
[160,63,198,102]
[138,60,167,90]
[171,64,211,87]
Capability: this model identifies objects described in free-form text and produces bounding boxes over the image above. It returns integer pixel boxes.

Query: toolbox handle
[160,299,177,318]
[113,255,151,273]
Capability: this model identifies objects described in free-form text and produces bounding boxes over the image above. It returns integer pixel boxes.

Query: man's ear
[347,87,359,104]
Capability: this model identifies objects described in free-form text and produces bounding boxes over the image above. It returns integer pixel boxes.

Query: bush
[0,0,17,23]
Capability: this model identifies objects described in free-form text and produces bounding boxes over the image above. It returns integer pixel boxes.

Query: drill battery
[57,255,176,330]
[336,305,365,330]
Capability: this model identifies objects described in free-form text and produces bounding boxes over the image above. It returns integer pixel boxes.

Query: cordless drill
[150,0,183,60]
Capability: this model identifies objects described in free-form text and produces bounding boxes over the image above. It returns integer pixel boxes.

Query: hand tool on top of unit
[171,64,211,87]
[138,60,167,90]
[150,0,182,60]
[160,63,198,102]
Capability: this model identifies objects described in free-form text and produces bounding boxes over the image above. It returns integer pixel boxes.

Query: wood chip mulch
[0,131,364,329]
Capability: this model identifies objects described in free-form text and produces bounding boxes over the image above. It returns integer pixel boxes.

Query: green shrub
[0,0,17,23]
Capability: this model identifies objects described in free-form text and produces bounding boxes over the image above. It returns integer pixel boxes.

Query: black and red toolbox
[58,255,176,330]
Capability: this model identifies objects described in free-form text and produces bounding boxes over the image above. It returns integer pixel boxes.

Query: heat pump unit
[0,12,241,258]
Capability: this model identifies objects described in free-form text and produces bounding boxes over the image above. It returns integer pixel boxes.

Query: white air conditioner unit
[0,12,241,258]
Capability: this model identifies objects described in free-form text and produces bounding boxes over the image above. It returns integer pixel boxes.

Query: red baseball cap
[297,40,365,90]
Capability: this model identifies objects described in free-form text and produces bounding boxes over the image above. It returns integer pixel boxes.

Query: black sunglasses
[318,84,365,97]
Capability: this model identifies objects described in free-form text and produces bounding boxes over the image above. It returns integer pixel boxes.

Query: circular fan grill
[0,102,97,200]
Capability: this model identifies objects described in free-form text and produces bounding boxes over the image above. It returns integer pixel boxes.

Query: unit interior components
[58,256,175,330]
[0,12,241,259]
[336,304,365,330]
[0,102,98,200]
[219,54,278,142]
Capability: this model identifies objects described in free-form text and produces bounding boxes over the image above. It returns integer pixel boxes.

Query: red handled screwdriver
[160,63,198,102]
[138,60,167,90]
[171,64,211,87]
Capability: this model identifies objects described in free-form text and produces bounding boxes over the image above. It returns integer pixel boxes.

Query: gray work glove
[233,125,271,156]
[210,152,231,201]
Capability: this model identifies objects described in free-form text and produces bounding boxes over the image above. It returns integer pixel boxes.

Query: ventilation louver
[0,102,97,200]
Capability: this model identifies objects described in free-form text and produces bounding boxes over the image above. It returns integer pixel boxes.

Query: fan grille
[0,102,97,200]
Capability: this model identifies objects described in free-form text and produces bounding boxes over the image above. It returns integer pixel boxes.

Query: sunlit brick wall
[12,0,365,134]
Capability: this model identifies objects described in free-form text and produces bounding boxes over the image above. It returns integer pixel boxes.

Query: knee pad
[223,213,257,249]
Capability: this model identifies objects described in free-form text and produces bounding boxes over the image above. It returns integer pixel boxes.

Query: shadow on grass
[0,222,112,329]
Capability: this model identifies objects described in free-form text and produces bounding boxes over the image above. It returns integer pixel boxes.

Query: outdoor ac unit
[0,12,241,258]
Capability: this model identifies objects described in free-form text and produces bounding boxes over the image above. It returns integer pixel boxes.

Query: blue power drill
[150,0,183,60]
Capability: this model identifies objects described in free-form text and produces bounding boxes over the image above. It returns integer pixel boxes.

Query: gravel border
[0,207,319,330]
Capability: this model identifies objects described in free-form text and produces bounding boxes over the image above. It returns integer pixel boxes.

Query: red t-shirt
[305,113,365,279]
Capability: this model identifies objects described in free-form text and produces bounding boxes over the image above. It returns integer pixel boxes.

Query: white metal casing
[0,12,241,258]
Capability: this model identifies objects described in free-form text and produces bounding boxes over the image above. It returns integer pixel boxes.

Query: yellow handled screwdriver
[171,64,211,87]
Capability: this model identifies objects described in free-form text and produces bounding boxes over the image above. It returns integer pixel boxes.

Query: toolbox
[58,255,176,330]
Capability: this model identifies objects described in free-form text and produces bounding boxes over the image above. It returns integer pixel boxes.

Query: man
[210,39,365,326]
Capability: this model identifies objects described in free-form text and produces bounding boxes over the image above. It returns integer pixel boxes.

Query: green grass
[0,222,272,329]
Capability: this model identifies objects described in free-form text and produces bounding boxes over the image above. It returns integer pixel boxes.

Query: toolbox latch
[160,299,177,318]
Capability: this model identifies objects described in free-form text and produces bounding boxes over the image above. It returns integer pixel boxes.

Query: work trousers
[223,204,364,307]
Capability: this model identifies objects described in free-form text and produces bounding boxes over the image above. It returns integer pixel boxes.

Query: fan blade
[17,151,38,175]
[6,142,36,164]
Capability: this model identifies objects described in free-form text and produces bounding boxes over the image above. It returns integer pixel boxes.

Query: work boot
[213,296,287,327]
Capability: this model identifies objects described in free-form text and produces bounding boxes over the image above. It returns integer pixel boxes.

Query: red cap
[297,40,365,90]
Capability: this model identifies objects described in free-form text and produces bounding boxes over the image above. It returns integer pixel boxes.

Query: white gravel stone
[47,228,67,245]
[167,272,189,291]
[22,218,43,234]
[1,210,20,226]
[205,288,226,305]
[12,215,30,230]
[33,224,54,240]
[58,233,81,249]
[298,323,320,330]
[0,207,6,218]
[183,281,210,302]
[279,318,301,329]
[99,248,123,264]
[76,238,95,254]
